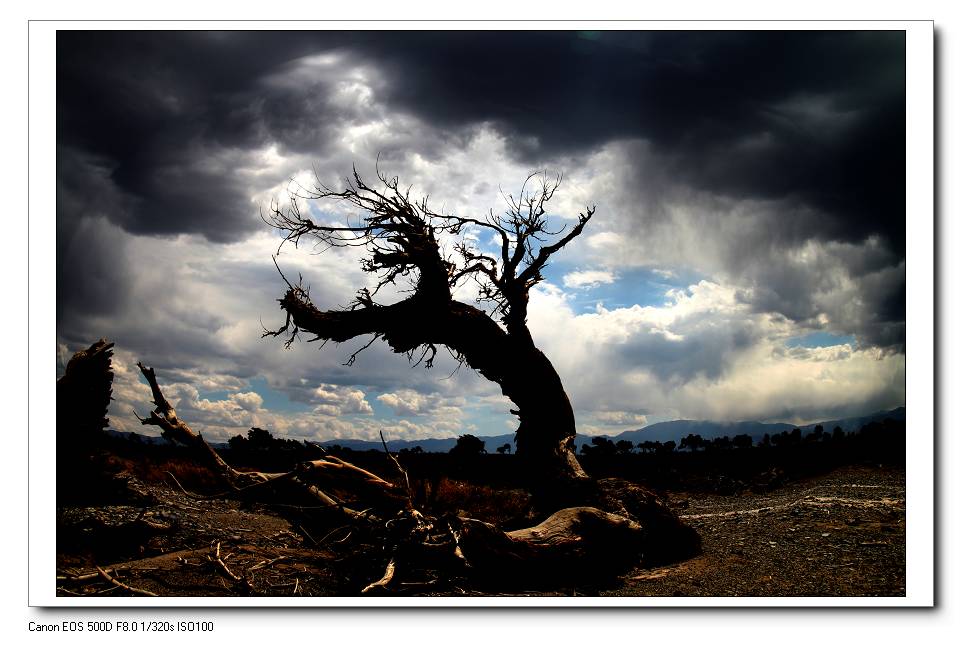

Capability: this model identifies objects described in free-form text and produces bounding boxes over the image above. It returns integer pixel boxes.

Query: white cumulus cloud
[562,269,616,289]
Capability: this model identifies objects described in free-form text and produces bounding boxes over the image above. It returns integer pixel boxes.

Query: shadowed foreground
[609,465,905,597]
[56,341,700,596]
[56,465,903,597]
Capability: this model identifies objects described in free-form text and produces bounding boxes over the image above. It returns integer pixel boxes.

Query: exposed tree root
[123,362,701,593]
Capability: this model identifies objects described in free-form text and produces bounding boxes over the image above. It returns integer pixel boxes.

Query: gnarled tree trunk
[281,291,585,483]
[262,170,604,485]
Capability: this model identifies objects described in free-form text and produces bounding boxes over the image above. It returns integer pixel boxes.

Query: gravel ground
[55,465,905,599]
[607,465,905,597]
[57,483,345,597]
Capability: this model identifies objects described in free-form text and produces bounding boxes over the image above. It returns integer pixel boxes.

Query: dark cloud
[607,314,761,385]
[57,32,306,243]
[56,215,131,331]
[355,31,905,254]
[56,147,133,333]
[57,31,905,249]
[726,233,906,350]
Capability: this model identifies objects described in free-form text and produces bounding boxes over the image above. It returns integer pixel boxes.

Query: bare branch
[344,334,381,366]
[517,205,596,286]
[95,566,157,597]
[380,430,413,502]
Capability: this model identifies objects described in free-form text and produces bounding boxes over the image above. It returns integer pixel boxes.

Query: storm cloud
[56,30,907,440]
[58,31,904,240]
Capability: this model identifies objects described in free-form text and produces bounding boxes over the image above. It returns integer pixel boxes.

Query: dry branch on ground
[120,360,700,593]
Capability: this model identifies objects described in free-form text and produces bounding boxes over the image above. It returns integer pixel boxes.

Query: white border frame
[28,19,934,608]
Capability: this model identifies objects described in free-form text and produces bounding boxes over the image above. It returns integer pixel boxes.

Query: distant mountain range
[314,406,906,453]
[107,406,905,454]
[105,429,168,444]
[609,407,906,446]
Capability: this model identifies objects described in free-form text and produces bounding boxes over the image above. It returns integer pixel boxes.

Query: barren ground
[56,465,905,599]
[609,465,905,597]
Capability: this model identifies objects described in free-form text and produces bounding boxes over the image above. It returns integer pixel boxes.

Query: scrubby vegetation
[95,415,905,508]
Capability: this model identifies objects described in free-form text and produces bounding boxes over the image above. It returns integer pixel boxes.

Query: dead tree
[57,339,123,502]
[256,167,699,587]
[264,168,594,484]
[57,338,114,444]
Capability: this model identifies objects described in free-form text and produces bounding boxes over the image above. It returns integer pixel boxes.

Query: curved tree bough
[134,363,700,593]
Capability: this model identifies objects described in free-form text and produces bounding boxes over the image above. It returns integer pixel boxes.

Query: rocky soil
[613,465,905,597]
[55,465,905,598]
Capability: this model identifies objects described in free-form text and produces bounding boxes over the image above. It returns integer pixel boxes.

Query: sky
[55,30,906,444]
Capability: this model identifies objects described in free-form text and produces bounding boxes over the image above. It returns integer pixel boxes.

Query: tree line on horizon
[190,419,907,460]
[94,417,905,497]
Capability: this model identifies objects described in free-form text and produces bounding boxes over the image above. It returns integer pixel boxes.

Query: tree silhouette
[227,433,245,452]
[449,433,487,457]
[579,436,618,456]
[680,433,705,452]
[265,167,594,483]
[615,440,635,455]
[592,437,617,455]
[832,426,845,442]
[246,426,273,449]
[806,424,826,443]
[709,436,733,451]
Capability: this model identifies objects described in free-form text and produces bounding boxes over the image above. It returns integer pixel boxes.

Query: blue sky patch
[541,262,704,312]
[785,332,857,348]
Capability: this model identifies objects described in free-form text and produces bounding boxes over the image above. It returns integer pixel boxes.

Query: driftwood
[130,362,700,593]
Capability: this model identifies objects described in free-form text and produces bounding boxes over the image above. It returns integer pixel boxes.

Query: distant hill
[317,434,516,454]
[105,429,235,450]
[797,407,905,435]
[611,407,906,445]
[611,420,796,445]
[105,429,168,445]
